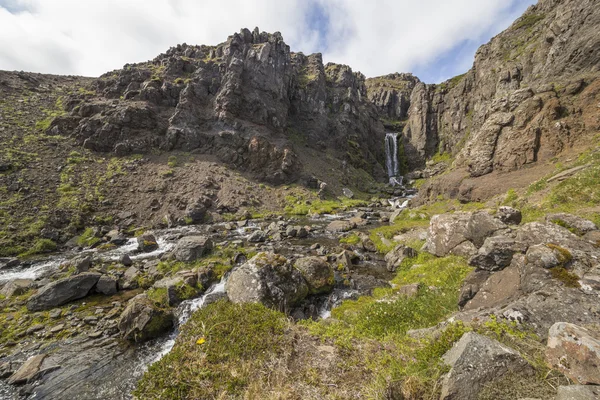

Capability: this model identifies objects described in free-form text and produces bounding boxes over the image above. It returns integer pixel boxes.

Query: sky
[0,0,537,83]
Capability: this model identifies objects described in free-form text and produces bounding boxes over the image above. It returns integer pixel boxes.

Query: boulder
[137,232,158,252]
[0,278,33,298]
[384,245,418,272]
[424,212,507,257]
[546,213,598,236]
[458,270,491,308]
[120,254,133,267]
[226,252,309,310]
[496,206,522,225]
[0,258,20,270]
[294,257,334,294]
[342,188,354,198]
[516,223,595,253]
[172,236,213,261]
[247,230,267,243]
[462,264,521,311]
[27,273,101,311]
[441,332,532,399]
[325,220,356,233]
[96,275,118,295]
[71,256,92,273]
[583,231,600,246]
[122,266,140,290]
[117,293,174,342]
[185,196,212,223]
[525,244,571,269]
[469,235,526,271]
[546,322,600,385]
[555,385,600,400]
[285,225,298,237]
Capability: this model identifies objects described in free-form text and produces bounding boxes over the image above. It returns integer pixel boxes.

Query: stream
[0,205,406,399]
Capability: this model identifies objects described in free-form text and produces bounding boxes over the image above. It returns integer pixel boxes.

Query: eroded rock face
[117,293,174,342]
[441,332,532,400]
[226,252,309,310]
[27,273,101,311]
[546,322,600,385]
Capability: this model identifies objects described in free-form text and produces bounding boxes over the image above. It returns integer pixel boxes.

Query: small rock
[120,254,133,267]
[96,275,118,295]
[496,206,522,225]
[0,279,33,298]
[342,188,354,198]
[137,232,158,252]
[50,324,65,334]
[326,220,355,233]
[7,354,46,384]
[384,245,417,272]
[247,230,267,243]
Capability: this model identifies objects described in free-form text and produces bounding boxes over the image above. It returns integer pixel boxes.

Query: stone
[525,244,568,269]
[398,283,420,297]
[496,206,522,225]
[172,236,213,261]
[449,240,478,258]
[285,225,298,237]
[296,226,308,238]
[555,385,600,400]
[547,213,598,236]
[27,273,101,311]
[469,235,525,271]
[0,258,20,270]
[117,293,174,342]
[185,196,212,223]
[226,252,308,310]
[458,270,491,308]
[294,257,334,294]
[7,354,46,384]
[72,256,92,273]
[325,220,356,233]
[441,332,532,400]
[342,188,354,198]
[120,254,133,267]
[0,278,33,298]
[546,322,600,385]
[384,245,418,272]
[137,232,158,252]
[583,231,600,246]
[335,250,356,270]
[122,266,140,289]
[96,275,118,295]
[247,230,267,243]
[463,264,521,311]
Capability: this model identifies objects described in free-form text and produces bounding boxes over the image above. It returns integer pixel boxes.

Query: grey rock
[120,254,133,267]
[441,332,532,399]
[458,270,491,308]
[342,188,354,198]
[555,385,600,400]
[172,235,213,261]
[7,354,47,384]
[294,257,334,294]
[247,230,267,243]
[137,232,158,252]
[0,278,33,298]
[96,275,118,295]
[27,273,101,311]
[547,213,598,236]
[469,235,526,271]
[226,252,308,310]
[117,293,174,342]
[384,245,418,272]
[325,220,356,233]
[496,206,522,225]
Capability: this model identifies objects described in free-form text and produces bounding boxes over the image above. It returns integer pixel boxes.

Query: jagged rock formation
[49,28,387,184]
[365,0,600,178]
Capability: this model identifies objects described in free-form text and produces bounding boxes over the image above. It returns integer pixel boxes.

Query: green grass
[339,233,361,245]
[19,238,57,257]
[134,301,289,399]
[284,195,368,216]
[76,227,101,247]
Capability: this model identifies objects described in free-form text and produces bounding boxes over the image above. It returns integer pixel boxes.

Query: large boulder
[117,293,174,342]
[546,322,600,385]
[137,232,158,252]
[226,252,309,310]
[546,213,598,236]
[555,385,600,400]
[441,332,532,399]
[469,235,526,271]
[384,245,418,272]
[462,264,521,311]
[0,278,33,298]
[294,257,334,294]
[424,211,507,257]
[325,220,356,233]
[27,273,101,311]
[496,206,522,225]
[172,236,213,261]
[95,275,118,295]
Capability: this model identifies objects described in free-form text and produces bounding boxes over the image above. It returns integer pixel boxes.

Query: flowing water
[385,132,400,185]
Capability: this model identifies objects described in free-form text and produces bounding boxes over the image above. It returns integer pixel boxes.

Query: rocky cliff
[365,0,600,181]
[48,28,387,185]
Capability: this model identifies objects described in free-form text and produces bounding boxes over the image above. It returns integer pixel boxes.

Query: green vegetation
[431,151,452,164]
[135,301,289,399]
[76,227,101,248]
[284,192,368,216]
[513,13,545,31]
[20,238,57,257]
[339,233,361,245]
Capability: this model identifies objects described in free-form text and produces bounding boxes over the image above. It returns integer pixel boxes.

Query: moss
[339,233,361,245]
[546,243,573,265]
[20,238,57,257]
[76,227,101,247]
[513,13,545,30]
[550,267,580,288]
[431,151,452,164]
[134,301,289,399]
[167,155,178,168]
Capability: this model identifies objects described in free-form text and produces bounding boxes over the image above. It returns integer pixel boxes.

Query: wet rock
[8,354,46,384]
[441,332,532,399]
[226,252,308,310]
[107,230,128,245]
[325,220,356,233]
[117,293,174,342]
[384,245,418,272]
[96,275,118,295]
[247,230,267,243]
[0,258,20,270]
[496,206,522,225]
[27,273,101,311]
[120,254,133,267]
[469,235,526,271]
[546,213,598,236]
[0,278,33,298]
[555,385,600,400]
[137,232,158,252]
[72,256,92,273]
[294,257,334,294]
[335,250,356,270]
[546,322,600,385]
[297,226,309,238]
[197,267,216,290]
[122,266,140,290]
[172,235,213,261]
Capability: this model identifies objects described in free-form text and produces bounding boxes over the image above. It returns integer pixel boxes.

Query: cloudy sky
[0,0,536,83]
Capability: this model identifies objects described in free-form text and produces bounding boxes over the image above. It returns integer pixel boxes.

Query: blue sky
[0,0,537,83]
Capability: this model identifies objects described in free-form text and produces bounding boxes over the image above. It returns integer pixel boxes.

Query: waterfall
[385,133,401,185]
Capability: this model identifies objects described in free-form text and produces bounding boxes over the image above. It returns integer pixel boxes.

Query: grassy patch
[134,301,289,399]
[76,227,101,247]
[339,233,361,245]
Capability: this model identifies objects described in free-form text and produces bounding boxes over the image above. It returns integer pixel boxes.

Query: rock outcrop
[117,293,174,342]
[27,273,101,311]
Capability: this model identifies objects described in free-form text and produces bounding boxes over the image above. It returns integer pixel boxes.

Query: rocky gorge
[0,0,600,398]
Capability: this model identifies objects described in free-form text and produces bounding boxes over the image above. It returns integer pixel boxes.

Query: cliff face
[49,28,387,184]
[366,0,600,176]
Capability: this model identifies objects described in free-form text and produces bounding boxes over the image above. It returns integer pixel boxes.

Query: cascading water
[385,133,402,186]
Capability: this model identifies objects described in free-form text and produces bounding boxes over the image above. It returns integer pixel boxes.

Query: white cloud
[0,0,534,81]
